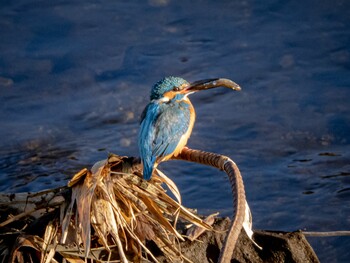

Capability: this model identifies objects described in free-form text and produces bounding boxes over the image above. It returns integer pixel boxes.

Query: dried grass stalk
[0,154,212,263]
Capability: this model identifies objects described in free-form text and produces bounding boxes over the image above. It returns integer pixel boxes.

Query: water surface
[1,0,349,261]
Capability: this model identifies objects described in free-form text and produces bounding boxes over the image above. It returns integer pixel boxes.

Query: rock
[151,218,320,263]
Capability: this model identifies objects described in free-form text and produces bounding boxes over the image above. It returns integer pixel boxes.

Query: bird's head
[150,76,241,101]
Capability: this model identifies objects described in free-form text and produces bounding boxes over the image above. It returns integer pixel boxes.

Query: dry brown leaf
[138,192,184,241]
[186,212,219,241]
[68,168,89,187]
[4,153,216,263]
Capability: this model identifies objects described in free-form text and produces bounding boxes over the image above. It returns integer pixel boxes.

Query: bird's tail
[142,156,156,180]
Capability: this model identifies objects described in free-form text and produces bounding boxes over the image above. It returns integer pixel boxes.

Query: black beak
[186,78,241,92]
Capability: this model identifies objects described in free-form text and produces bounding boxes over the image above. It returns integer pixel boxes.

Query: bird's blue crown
[150,76,189,100]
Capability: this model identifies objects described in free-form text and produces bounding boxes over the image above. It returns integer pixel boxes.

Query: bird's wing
[138,101,191,179]
[138,103,159,179]
[152,101,191,158]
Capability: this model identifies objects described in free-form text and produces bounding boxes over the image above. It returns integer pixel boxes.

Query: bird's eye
[173,86,181,91]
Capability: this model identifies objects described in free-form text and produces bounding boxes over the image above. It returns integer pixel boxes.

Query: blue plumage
[150,76,189,100]
[139,77,191,180]
[138,76,241,180]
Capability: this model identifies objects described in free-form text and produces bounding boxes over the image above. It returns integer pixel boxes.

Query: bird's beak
[185,78,241,93]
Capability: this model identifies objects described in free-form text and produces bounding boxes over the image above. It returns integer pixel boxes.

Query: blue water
[1,0,349,261]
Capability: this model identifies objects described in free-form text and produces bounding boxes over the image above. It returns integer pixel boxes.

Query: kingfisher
[138,76,241,180]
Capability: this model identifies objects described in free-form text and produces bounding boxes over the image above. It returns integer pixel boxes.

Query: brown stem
[173,147,246,263]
